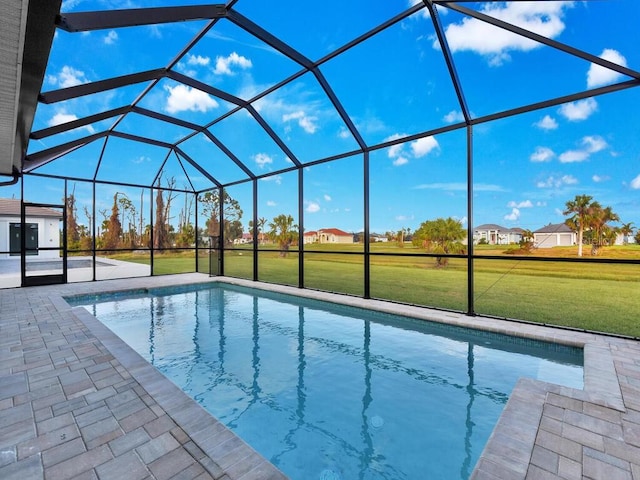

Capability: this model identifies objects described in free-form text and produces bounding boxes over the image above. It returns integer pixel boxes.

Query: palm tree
[563,194,593,257]
[586,203,619,255]
[619,222,635,244]
[258,217,267,245]
[268,214,298,257]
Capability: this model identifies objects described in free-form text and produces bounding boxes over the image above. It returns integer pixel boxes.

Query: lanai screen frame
[15,1,640,334]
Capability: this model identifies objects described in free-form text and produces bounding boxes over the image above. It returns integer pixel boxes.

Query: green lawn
[108,245,640,338]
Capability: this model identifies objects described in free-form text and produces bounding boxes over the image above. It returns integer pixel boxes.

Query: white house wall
[0,215,61,259]
[534,232,575,248]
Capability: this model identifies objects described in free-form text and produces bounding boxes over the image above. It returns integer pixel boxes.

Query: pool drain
[319,468,340,480]
[370,415,384,429]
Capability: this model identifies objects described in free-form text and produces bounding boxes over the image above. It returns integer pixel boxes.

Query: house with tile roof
[304,228,354,244]
[0,198,62,259]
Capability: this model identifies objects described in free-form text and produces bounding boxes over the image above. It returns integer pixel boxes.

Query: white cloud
[266,200,277,207]
[559,135,607,163]
[558,97,598,121]
[253,153,273,169]
[213,52,252,75]
[164,84,218,114]
[385,134,439,166]
[411,136,439,158]
[536,175,578,188]
[443,110,464,123]
[630,174,640,190]
[388,144,404,158]
[47,65,88,88]
[536,201,547,207]
[587,49,628,88]
[507,200,533,208]
[530,146,555,162]
[47,111,95,134]
[395,214,415,222]
[323,194,332,201]
[437,2,573,65]
[592,174,610,183]
[504,208,520,221]
[306,202,320,213]
[558,150,588,163]
[582,135,607,153]
[282,110,318,134]
[188,54,210,66]
[104,30,118,45]
[338,127,350,139]
[534,115,558,131]
[132,156,150,164]
[385,133,406,158]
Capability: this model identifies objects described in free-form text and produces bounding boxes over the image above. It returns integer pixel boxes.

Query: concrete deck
[1,274,639,479]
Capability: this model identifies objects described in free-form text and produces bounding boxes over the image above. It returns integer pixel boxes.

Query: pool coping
[2,273,638,480]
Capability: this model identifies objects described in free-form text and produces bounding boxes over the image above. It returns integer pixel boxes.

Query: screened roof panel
[34,82,154,132]
[320,9,464,146]
[135,77,235,125]
[10,0,639,202]
[439,4,636,118]
[171,151,219,192]
[177,131,251,186]
[253,72,362,163]
[27,120,108,156]
[27,138,105,180]
[208,108,296,172]
[43,21,209,84]
[154,154,198,191]
[234,0,413,61]
[113,112,197,145]
[95,136,170,185]
[176,19,301,101]
[531,0,640,88]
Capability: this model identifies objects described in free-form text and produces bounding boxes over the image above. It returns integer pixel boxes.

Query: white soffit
[0,0,28,177]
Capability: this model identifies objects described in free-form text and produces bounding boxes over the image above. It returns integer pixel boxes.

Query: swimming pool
[68,283,583,480]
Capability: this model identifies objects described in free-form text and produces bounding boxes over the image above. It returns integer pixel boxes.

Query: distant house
[614,231,637,245]
[533,223,576,248]
[304,228,354,244]
[233,232,253,245]
[303,231,318,244]
[0,198,62,259]
[370,233,388,243]
[474,224,523,245]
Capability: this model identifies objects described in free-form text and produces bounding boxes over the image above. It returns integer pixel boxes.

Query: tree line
[65,187,636,261]
[64,185,300,255]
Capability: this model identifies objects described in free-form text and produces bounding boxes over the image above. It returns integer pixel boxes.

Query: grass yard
[108,244,640,338]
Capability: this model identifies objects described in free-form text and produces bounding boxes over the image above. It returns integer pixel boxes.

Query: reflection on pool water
[68,283,583,480]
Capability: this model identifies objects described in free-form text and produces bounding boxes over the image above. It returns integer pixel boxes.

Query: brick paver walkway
[1,274,639,479]
[0,274,285,480]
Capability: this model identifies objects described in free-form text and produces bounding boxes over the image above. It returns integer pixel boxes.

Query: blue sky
[9,1,640,235]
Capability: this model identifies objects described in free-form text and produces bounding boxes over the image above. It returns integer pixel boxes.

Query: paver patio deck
[0,273,638,479]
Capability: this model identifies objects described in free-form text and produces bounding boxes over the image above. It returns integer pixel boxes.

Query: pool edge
[50,274,635,480]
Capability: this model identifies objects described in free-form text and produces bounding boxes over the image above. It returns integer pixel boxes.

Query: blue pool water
[68,283,583,480]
